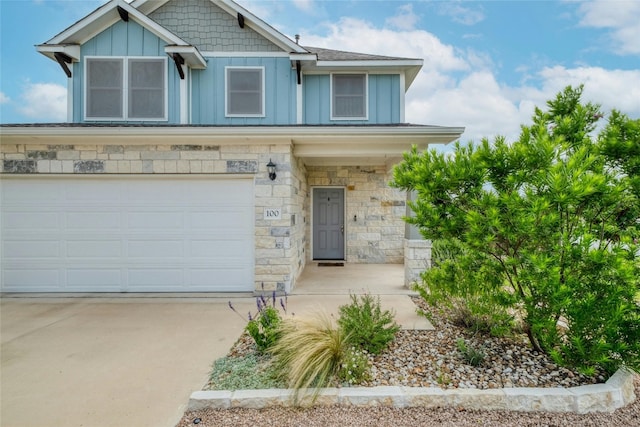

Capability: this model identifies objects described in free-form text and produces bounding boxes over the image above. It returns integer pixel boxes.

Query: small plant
[436,369,451,386]
[338,293,400,355]
[228,289,288,353]
[456,338,486,367]
[270,312,347,403]
[338,346,370,386]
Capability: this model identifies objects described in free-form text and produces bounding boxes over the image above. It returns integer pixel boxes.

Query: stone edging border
[189,368,637,414]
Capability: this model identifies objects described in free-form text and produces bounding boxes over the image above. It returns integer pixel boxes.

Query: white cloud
[0,92,9,104]
[302,17,469,72]
[17,82,67,122]
[437,1,485,26]
[292,0,315,13]
[385,4,420,31]
[537,66,640,116]
[577,0,640,55]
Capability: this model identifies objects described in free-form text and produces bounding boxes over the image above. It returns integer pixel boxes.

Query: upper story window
[85,57,167,121]
[331,73,368,120]
[225,67,265,117]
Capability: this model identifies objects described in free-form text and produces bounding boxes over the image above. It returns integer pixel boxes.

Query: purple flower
[228,300,247,321]
[272,291,276,306]
[248,312,252,321]
[280,298,287,314]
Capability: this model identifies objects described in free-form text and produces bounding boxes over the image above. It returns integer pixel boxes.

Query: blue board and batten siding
[71,19,401,125]
[303,74,402,124]
[190,57,297,125]
[74,20,180,123]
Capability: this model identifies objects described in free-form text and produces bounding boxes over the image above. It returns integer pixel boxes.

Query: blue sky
[1,0,639,143]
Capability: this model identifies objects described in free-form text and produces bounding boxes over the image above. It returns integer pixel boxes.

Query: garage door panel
[66,240,122,257]
[190,268,252,288]
[128,269,184,287]
[2,180,62,202]
[64,184,122,205]
[3,269,61,289]
[1,177,254,292]
[66,211,122,229]
[128,211,184,229]
[3,211,59,230]
[190,210,251,229]
[66,269,122,288]
[127,240,184,258]
[190,239,248,257]
[3,240,60,258]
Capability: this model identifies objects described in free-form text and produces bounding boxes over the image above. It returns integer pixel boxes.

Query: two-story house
[0,0,464,293]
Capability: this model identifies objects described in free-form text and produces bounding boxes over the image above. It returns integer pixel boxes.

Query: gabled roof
[37,0,206,68]
[131,0,308,54]
[37,0,424,90]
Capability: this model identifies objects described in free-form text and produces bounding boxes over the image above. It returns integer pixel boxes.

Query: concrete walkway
[0,264,428,427]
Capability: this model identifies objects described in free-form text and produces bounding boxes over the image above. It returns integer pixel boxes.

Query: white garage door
[0,176,254,292]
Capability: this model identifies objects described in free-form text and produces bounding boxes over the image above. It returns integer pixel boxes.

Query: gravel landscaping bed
[178,296,638,426]
[362,297,603,389]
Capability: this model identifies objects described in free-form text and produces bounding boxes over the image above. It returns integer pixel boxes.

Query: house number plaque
[263,208,282,220]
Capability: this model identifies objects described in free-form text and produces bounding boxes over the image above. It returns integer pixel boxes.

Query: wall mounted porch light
[267,159,277,181]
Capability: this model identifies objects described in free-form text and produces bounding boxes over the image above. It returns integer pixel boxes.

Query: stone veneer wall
[404,239,432,287]
[0,142,296,293]
[305,165,406,264]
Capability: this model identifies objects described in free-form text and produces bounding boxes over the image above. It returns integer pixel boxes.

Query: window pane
[227,68,263,115]
[129,59,165,119]
[87,59,123,118]
[333,74,366,118]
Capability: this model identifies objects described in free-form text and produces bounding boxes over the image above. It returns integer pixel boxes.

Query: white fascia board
[165,45,207,69]
[316,59,423,68]
[289,53,318,62]
[201,51,290,58]
[130,0,170,14]
[0,125,465,144]
[36,44,81,62]
[45,0,188,47]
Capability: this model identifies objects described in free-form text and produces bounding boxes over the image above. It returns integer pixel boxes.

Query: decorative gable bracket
[54,52,74,78]
[36,44,81,78]
[165,45,207,72]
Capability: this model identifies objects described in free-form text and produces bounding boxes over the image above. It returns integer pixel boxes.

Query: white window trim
[84,56,168,122]
[330,72,368,121]
[225,66,266,118]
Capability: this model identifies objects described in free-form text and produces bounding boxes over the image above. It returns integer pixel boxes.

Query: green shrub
[229,293,286,353]
[393,86,640,375]
[246,305,282,353]
[270,312,347,403]
[338,293,400,355]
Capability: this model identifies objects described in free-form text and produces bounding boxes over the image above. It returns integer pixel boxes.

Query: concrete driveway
[1,265,430,427]
[1,295,256,427]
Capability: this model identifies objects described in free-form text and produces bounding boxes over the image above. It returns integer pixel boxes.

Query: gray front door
[313,188,345,260]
